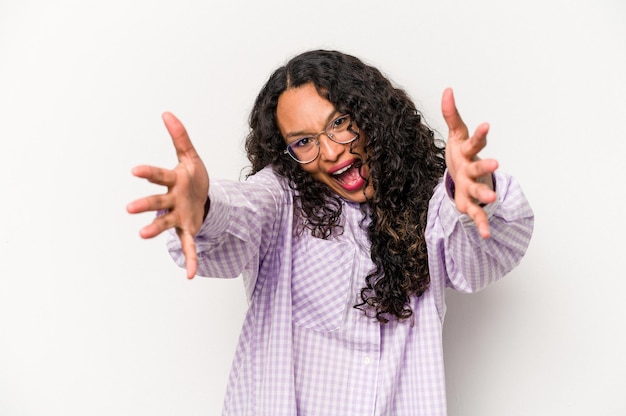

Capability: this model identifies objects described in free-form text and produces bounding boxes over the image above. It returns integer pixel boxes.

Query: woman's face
[276,83,372,203]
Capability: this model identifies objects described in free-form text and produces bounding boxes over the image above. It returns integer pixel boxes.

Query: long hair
[244,50,446,323]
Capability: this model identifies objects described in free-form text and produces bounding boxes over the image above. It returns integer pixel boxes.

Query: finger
[138,212,178,239]
[462,123,490,157]
[441,88,467,134]
[126,193,174,215]
[463,167,497,206]
[471,182,497,205]
[454,186,493,233]
[131,165,177,187]
[162,112,200,163]
[466,158,499,179]
[466,203,491,239]
[177,230,198,279]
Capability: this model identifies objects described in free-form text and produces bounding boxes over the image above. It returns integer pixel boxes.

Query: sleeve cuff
[196,181,231,240]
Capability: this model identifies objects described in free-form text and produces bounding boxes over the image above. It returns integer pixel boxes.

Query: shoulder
[243,166,293,201]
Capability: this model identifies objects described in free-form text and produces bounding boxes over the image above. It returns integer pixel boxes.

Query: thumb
[441,88,466,133]
[178,229,198,279]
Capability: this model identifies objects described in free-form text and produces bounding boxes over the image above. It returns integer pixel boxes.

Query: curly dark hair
[244,50,446,323]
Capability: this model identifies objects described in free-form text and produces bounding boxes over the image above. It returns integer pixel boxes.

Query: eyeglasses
[283,114,360,164]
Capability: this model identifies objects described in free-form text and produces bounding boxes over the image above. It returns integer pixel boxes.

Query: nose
[317,133,346,162]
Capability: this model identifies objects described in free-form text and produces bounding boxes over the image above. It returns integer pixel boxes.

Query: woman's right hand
[127,112,209,279]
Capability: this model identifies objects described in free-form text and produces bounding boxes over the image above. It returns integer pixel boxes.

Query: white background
[1,0,624,415]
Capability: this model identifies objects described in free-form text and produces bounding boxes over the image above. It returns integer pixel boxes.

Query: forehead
[276,83,336,139]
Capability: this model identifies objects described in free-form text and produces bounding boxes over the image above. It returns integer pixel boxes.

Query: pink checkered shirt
[166,166,534,415]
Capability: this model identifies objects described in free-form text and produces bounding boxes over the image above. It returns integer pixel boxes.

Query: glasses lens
[326,115,357,144]
[288,136,319,163]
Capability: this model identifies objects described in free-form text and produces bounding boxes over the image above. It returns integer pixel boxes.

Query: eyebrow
[284,111,340,142]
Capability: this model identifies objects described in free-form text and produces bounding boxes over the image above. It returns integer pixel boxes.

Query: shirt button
[363,356,371,365]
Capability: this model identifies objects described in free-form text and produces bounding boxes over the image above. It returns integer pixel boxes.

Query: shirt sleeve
[426,170,535,294]
[165,167,290,295]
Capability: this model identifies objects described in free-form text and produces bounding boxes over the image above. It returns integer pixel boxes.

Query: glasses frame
[283,114,360,164]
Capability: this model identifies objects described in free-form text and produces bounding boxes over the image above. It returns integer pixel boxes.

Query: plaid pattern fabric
[166,167,534,416]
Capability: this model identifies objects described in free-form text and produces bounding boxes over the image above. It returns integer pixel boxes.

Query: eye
[292,136,315,148]
[331,115,350,130]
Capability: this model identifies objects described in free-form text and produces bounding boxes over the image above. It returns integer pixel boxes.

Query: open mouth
[331,160,365,191]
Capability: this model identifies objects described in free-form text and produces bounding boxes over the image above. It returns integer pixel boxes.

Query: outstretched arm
[442,88,498,239]
[127,112,209,279]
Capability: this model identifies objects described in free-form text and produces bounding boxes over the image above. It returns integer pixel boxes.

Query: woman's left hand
[442,88,498,239]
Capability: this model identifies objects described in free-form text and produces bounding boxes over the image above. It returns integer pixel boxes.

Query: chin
[339,185,373,203]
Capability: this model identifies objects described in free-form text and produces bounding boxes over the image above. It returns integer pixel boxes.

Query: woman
[128,50,534,415]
